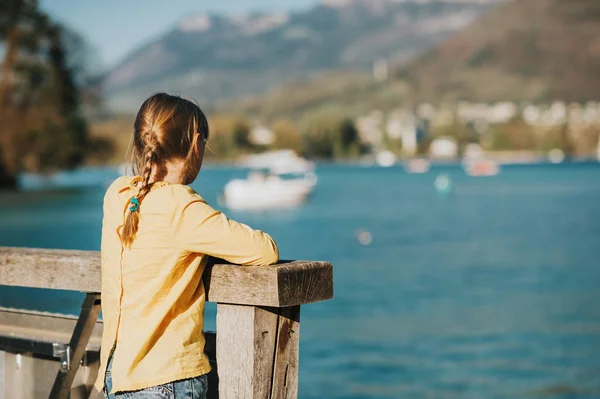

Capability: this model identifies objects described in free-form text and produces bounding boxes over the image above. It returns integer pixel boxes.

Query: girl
[96,93,279,398]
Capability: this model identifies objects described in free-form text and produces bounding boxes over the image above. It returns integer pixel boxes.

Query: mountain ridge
[217,0,600,122]
[102,0,501,113]
[396,0,600,102]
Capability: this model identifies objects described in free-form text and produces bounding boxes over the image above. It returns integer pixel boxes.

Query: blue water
[1,163,600,399]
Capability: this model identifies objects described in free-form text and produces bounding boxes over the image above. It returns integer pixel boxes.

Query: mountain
[226,0,600,121]
[396,0,600,102]
[102,0,502,113]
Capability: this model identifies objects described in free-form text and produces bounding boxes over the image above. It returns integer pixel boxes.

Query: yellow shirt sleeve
[177,197,279,266]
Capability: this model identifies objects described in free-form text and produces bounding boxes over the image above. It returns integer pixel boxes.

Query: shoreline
[2,158,598,192]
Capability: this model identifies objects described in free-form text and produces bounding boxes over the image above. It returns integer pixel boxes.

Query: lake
[1,163,600,399]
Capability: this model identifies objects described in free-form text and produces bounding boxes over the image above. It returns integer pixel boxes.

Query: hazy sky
[40,0,318,69]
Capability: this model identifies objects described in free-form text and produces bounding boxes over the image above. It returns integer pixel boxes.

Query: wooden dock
[0,247,334,399]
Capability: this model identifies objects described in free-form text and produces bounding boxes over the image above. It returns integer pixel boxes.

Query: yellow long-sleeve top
[94,176,279,394]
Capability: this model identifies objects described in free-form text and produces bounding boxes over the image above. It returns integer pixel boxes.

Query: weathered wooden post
[0,247,334,399]
[205,261,333,398]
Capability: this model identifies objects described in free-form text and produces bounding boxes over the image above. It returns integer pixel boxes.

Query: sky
[40,0,318,70]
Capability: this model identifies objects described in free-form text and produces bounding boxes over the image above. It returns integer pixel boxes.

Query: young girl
[95,93,279,398]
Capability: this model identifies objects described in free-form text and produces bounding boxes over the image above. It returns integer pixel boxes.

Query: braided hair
[119,93,209,248]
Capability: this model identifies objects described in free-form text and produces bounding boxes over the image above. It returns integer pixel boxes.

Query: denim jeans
[103,351,208,399]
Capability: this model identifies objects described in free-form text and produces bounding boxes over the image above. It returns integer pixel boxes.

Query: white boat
[464,159,500,177]
[462,144,500,176]
[404,158,430,174]
[548,148,565,164]
[375,150,396,167]
[238,150,315,175]
[221,171,317,211]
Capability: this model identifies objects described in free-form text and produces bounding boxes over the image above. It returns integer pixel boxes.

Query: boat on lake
[464,159,500,177]
[462,143,500,177]
[375,150,396,167]
[221,171,317,210]
[222,150,317,210]
[404,158,431,174]
[548,148,565,164]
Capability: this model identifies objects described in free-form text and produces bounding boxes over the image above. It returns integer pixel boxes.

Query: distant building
[549,101,568,124]
[430,137,458,159]
[457,101,517,125]
[583,102,600,124]
[521,101,600,127]
[523,105,542,125]
[387,109,418,155]
[416,103,436,120]
[463,143,483,161]
[249,125,275,146]
[488,102,518,124]
[356,111,384,147]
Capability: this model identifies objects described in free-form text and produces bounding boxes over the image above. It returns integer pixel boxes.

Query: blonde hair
[120,93,209,248]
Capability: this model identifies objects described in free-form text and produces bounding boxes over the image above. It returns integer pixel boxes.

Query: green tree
[204,114,236,160]
[339,119,358,149]
[486,123,537,151]
[338,118,368,157]
[271,119,302,152]
[232,118,253,151]
[302,127,336,160]
[300,111,346,159]
[0,0,89,188]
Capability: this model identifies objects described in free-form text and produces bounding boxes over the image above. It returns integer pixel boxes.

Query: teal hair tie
[129,197,140,212]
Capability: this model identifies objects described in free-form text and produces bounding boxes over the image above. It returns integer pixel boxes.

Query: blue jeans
[103,351,208,399]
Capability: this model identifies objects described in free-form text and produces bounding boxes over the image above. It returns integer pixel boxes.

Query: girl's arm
[177,199,279,266]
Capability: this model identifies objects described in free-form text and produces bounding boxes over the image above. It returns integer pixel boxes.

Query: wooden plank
[276,262,334,307]
[0,247,101,293]
[0,307,103,349]
[216,304,278,399]
[0,309,219,398]
[204,261,334,307]
[0,247,334,307]
[50,293,102,399]
[270,306,300,399]
[0,308,216,364]
[0,307,104,398]
[203,263,278,306]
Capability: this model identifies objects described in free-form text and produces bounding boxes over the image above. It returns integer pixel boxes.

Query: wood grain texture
[205,261,333,307]
[0,247,334,306]
[204,264,279,306]
[0,307,103,349]
[270,306,300,399]
[0,247,333,398]
[0,247,101,292]
[276,262,334,307]
[216,304,278,399]
[0,309,220,398]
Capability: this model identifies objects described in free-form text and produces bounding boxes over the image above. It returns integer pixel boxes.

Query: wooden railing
[0,247,334,399]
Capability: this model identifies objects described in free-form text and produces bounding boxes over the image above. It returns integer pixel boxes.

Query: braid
[137,144,155,200]
[119,93,207,248]
[119,130,158,248]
